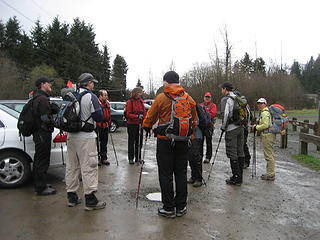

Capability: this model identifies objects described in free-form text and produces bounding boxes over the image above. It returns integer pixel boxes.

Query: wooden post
[292,117,297,131]
[300,120,309,155]
[280,129,288,149]
[317,93,320,151]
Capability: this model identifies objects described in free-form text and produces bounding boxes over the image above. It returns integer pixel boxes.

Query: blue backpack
[196,103,212,131]
[55,89,91,132]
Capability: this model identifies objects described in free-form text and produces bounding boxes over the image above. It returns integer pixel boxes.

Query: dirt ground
[0,121,320,240]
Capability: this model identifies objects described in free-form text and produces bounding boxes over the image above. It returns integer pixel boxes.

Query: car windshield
[1,102,26,113]
[0,104,20,119]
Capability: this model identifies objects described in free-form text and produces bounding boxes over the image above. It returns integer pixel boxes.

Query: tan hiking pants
[261,133,276,177]
[66,138,99,195]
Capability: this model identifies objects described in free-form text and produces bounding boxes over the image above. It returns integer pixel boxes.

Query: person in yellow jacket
[252,98,276,181]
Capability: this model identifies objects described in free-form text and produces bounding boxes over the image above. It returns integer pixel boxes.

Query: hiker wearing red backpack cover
[200,92,217,163]
[252,98,276,181]
[143,71,197,218]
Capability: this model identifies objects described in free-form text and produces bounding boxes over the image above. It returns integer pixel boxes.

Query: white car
[0,101,67,188]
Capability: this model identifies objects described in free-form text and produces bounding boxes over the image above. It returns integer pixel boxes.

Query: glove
[143,127,152,138]
[137,114,143,119]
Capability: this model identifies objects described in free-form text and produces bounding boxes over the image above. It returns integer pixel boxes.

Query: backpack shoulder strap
[164,92,174,101]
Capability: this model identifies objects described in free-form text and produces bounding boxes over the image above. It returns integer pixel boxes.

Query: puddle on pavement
[142,172,149,175]
[146,192,162,201]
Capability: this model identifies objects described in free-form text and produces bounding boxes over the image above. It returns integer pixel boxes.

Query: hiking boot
[225,177,241,186]
[187,177,195,184]
[37,186,56,195]
[101,159,110,165]
[176,207,187,217]
[129,159,134,164]
[158,207,176,219]
[193,180,203,188]
[67,192,82,207]
[261,175,275,181]
[203,158,210,164]
[243,162,249,169]
[85,193,106,211]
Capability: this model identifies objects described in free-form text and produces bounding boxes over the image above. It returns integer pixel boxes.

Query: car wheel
[0,151,31,188]
[109,120,118,133]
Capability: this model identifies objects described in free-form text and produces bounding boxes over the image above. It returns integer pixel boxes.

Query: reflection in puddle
[146,192,162,201]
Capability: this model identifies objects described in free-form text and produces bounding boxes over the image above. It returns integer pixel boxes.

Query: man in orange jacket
[143,71,197,218]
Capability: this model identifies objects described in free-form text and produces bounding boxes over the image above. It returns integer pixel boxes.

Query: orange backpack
[164,92,193,141]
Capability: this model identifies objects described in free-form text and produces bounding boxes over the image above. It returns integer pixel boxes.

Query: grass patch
[286,109,318,122]
[292,154,320,171]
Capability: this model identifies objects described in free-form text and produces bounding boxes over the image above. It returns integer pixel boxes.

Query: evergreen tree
[0,21,5,50]
[30,20,47,66]
[16,32,33,67]
[290,60,302,79]
[240,52,253,74]
[136,78,143,89]
[253,57,266,75]
[111,54,128,101]
[4,17,22,62]
[98,43,111,90]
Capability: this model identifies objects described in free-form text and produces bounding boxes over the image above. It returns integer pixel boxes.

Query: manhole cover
[146,192,161,202]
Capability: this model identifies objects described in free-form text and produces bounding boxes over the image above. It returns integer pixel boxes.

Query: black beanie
[163,71,179,84]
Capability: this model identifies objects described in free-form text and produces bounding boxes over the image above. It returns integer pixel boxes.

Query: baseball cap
[78,73,98,84]
[218,82,233,91]
[204,92,211,97]
[35,77,54,88]
[257,98,267,104]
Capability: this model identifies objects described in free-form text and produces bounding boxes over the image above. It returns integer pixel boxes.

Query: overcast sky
[1,0,319,89]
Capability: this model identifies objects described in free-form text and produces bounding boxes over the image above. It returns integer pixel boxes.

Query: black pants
[243,127,251,166]
[127,124,143,161]
[33,130,52,193]
[97,127,109,160]
[157,138,189,211]
[200,125,213,159]
[188,139,202,181]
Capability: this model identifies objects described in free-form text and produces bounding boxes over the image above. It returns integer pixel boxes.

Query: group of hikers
[27,70,277,216]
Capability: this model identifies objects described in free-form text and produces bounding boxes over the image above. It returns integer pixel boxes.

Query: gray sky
[1,0,319,89]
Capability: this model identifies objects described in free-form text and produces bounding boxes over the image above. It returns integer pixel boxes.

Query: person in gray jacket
[219,82,245,186]
[65,73,106,210]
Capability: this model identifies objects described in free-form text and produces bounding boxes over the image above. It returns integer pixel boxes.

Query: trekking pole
[97,131,101,163]
[207,131,224,182]
[59,130,65,165]
[252,128,257,178]
[109,132,118,166]
[136,135,148,208]
[137,118,142,163]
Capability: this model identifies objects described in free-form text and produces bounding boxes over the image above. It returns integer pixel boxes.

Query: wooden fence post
[292,117,297,131]
[300,120,309,155]
[280,129,288,149]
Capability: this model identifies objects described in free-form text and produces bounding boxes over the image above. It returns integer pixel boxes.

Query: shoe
[129,159,134,164]
[203,158,210,164]
[243,163,249,169]
[193,180,203,187]
[225,177,241,186]
[158,207,176,219]
[37,186,57,195]
[187,177,195,184]
[176,207,187,217]
[261,175,275,181]
[101,159,110,165]
[67,192,82,207]
[85,193,106,211]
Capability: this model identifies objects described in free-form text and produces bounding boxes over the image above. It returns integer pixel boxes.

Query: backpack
[55,89,91,132]
[17,96,40,137]
[268,104,289,135]
[196,103,212,131]
[228,95,249,126]
[163,92,193,141]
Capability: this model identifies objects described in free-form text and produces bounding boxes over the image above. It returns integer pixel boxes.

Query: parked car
[0,101,67,188]
[110,101,151,114]
[109,108,126,133]
[144,99,154,106]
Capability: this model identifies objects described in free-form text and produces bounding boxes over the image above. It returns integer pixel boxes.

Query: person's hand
[251,124,256,132]
[220,127,225,133]
[143,127,151,138]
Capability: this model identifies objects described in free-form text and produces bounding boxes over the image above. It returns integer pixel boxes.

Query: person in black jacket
[32,77,57,195]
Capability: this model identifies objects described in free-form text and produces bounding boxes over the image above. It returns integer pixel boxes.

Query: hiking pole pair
[252,128,257,178]
[109,131,119,166]
[59,130,65,165]
[207,130,224,182]
[136,132,149,208]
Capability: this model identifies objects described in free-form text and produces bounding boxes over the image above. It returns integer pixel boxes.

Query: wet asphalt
[0,121,320,240]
